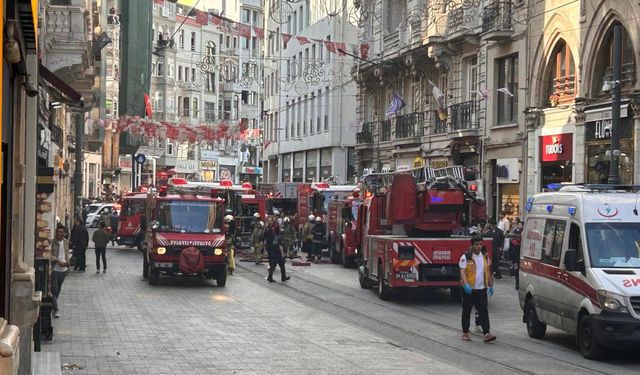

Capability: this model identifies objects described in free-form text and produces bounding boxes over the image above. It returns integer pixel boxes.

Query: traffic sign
[135,153,147,164]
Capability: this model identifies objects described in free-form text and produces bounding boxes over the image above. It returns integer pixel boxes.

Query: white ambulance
[519,184,640,359]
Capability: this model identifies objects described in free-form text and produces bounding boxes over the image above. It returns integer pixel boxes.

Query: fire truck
[143,183,229,286]
[326,193,363,266]
[356,166,491,300]
[117,192,147,247]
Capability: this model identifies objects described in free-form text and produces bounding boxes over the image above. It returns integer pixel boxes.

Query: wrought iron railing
[431,110,449,134]
[450,100,479,130]
[356,121,377,144]
[380,120,391,141]
[482,1,512,33]
[395,112,425,139]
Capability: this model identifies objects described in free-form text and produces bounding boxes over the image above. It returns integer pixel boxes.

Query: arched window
[545,40,575,105]
[183,97,190,117]
[592,23,636,96]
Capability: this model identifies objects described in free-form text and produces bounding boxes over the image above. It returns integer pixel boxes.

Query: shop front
[282,154,291,182]
[306,150,317,182]
[175,160,198,179]
[539,133,573,190]
[320,148,332,180]
[200,160,218,182]
[584,104,634,184]
[238,166,262,185]
[495,158,520,219]
[219,165,236,182]
[293,152,304,182]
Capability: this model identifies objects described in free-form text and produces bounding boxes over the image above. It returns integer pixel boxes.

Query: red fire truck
[143,184,229,286]
[327,194,362,266]
[356,166,490,300]
[117,192,147,247]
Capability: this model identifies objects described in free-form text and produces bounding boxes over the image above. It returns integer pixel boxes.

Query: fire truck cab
[327,194,363,266]
[117,192,147,247]
[144,184,228,286]
[357,166,491,300]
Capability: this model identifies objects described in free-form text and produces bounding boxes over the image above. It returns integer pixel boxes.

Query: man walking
[264,217,289,282]
[459,234,496,343]
[92,222,111,273]
[311,216,325,263]
[110,209,119,246]
[70,216,89,272]
[51,225,71,318]
[483,219,503,279]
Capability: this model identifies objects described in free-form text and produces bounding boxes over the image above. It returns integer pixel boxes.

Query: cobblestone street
[41,241,640,375]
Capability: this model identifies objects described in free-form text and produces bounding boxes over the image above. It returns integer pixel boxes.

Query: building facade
[524,0,640,200]
[261,0,358,184]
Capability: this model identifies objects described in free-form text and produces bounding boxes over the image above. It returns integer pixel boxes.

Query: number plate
[154,262,173,268]
[395,272,417,281]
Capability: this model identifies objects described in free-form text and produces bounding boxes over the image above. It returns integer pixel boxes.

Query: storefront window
[586,142,633,184]
[541,161,573,190]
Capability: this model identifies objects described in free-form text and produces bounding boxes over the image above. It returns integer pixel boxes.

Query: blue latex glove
[463,284,473,295]
[488,287,494,297]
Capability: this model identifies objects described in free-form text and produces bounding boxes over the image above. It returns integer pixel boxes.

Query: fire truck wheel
[450,286,462,302]
[358,264,372,289]
[142,254,149,279]
[377,264,391,301]
[148,267,160,285]
[216,267,227,287]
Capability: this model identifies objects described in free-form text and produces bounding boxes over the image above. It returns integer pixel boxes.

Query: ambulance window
[568,223,584,265]
[542,219,566,267]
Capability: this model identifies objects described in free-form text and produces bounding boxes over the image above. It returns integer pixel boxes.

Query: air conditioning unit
[161,7,169,17]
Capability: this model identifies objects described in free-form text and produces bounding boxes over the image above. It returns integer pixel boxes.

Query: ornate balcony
[448,100,480,139]
[430,110,448,135]
[446,1,482,42]
[380,120,391,142]
[356,121,376,145]
[481,1,513,41]
[394,112,425,139]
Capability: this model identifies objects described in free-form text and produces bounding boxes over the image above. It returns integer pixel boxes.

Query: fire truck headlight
[214,248,223,256]
[156,247,167,255]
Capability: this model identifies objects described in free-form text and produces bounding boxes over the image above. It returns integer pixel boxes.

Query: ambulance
[519,184,640,359]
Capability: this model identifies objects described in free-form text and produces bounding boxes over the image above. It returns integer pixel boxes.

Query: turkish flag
[238,23,251,39]
[324,40,337,54]
[282,33,292,48]
[253,27,264,39]
[335,42,347,56]
[212,15,223,26]
[296,36,311,45]
[360,43,370,60]
[143,94,153,118]
[195,10,208,25]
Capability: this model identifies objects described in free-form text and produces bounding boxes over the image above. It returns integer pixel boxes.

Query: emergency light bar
[220,180,233,187]
[241,182,253,190]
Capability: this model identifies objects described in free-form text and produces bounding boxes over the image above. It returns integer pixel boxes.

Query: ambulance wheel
[578,314,607,360]
[525,300,546,339]
[148,267,160,286]
[216,267,227,287]
[377,264,391,301]
[449,286,462,302]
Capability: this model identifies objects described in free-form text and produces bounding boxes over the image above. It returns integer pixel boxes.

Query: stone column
[629,91,640,183]
[573,97,587,184]
[524,109,542,197]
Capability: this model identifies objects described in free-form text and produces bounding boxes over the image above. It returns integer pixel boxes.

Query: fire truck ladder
[362,166,464,191]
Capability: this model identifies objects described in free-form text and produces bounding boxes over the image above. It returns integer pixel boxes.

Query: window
[242,9,251,23]
[157,62,164,76]
[206,73,215,93]
[192,68,196,82]
[191,32,196,51]
[156,92,164,112]
[167,98,174,114]
[179,29,185,49]
[586,223,640,268]
[546,41,575,105]
[385,0,407,33]
[178,66,183,81]
[568,223,585,268]
[167,60,174,78]
[206,41,216,56]
[192,98,199,118]
[593,23,636,95]
[182,97,190,117]
[205,102,216,122]
[303,95,308,135]
[310,93,315,134]
[178,96,182,114]
[292,11,297,34]
[285,101,290,139]
[496,55,518,124]
[324,86,329,131]
[542,219,566,267]
[298,6,303,32]
[113,101,119,118]
[317,89,322,132]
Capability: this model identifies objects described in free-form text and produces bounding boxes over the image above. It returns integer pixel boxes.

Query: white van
[519,185,640,359]
[85,203,115,228]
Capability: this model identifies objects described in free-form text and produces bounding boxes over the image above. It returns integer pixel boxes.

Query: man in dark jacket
[483,219,503,279]
[110,210,119,246]
[70,216,89,272]
[311,216,326,263]
[264,218,289,282]
[92,222,111,273]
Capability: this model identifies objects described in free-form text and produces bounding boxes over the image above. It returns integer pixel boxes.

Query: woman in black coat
[264,218,289,283]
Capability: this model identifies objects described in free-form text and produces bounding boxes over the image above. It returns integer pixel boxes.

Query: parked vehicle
[357,166,489,300]
[85,203,115,228]
[117,192,147,247]
[519,184,640,359]
[326,193,362,266]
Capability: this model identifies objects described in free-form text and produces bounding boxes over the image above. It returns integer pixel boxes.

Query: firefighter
[311,216,326,264]
[252,212,261,229]
[459,234,496,343]
[224,215,236,275]
[250,221,266,265]
[264,217,289,282]
[302,215,315,261]
[282,217,297,259]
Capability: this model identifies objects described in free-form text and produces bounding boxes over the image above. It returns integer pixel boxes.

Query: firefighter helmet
[308,215,315,222]
[224,215,234,223]
[315,216,322,222]
[258,221,264,227]
[283,217,290,223]
[253,212,260,218]
[273,210,280,216]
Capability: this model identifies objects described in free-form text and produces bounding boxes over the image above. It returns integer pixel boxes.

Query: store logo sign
[545,136,564,155]
[540,134,572,162]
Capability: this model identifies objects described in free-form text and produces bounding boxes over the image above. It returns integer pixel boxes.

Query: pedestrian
[50,225,71,318]
[81,205,89,223]
[70,215,89,272]
[497,214,511,259]
[311,216,325,263]
[250,220,266,264]
[92,222,111,274]
[100,208,111,227]
[264,217,289,282]
[282,217,297,259]
[224,215,236,275]
[302,215,314,259]
[483,219,503,279]
[509,219,523,289]
[252,212,261,229]
[459,234,496,343]
[110,209,119,246]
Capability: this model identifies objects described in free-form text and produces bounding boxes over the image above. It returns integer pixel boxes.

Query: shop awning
[39,64,83,106]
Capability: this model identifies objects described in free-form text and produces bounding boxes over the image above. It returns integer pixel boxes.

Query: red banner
[540,134,573,162]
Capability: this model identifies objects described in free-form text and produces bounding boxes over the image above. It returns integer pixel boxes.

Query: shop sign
[586,117,633,141]
[201,150,218,161]
[540,134,573,162]
[584,104,628,122]
[175,160,198,173]
[239,166,263,174]
[119,156,132,172]
[219,165,236,181]
[496,158,519,184]
[430,159,449,169]
[200,160,218,170]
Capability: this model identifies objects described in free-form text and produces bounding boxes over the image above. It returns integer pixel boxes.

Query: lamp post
[607,24,623,184]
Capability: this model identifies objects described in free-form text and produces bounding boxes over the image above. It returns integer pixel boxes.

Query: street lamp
[605,24,623,184]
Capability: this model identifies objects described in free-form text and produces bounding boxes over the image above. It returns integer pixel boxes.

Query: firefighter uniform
[250,222,266,264]
[302,216,314,258]
[282,219,297,259]
[225,215,236,274]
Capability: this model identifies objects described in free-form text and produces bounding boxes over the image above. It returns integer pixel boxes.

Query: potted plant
[549,93,561,107]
